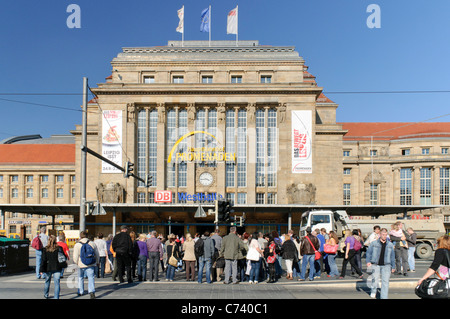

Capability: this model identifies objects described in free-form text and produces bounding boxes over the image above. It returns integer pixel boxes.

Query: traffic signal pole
[79,77,88,232]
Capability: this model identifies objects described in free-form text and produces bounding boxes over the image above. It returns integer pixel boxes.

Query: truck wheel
[415,243,432,259]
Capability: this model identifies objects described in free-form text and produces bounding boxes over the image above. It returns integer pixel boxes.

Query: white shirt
[94,238,108,257]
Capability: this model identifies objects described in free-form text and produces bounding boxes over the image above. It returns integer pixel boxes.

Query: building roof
[0,144,75,164]
[340,122,450,141]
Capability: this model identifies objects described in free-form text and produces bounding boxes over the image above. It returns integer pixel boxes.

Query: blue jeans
[408,247,416,271]
[327,254,339,277]
[198,256,212,283]
[78,266,95,295]
[137,255,148,280]
[166,264,176,280]
[44,271,61,299]
[249,259,261,282]
[300,254,315,280]
[293,260,302,278]
[368,264,392,299]
[35,249,45,279]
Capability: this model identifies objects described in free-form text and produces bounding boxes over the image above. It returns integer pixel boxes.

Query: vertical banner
[102,110,123,173]
[292,110,312,173]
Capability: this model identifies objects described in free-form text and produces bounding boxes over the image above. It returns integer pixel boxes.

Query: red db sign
[155,191,172,203]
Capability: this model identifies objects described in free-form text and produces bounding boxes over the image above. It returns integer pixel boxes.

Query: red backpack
[31,236,43,250]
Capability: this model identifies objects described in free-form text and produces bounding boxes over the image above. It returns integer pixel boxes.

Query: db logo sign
[155,191,172,203]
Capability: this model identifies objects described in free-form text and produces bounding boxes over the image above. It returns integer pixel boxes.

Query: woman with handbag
[416,235,450,298]
[166,234,180,282]
[247,232,264,284]
[339,229,364,279]
[325,231,340,278]
[40,235,66,299]
[281,234,297,280]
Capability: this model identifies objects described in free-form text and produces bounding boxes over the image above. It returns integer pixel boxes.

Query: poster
[292,110,312,173]
[102,110,123,173]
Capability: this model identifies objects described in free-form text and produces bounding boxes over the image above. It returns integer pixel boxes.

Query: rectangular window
[402,149,410,156]
[400,168,412,205]
[422,148,430,155]
[256,109,265,187]
[231,76,242,83]
[70,175,76,183]
[26,175,33,183]
[11,188,18,198]
[440,168,450,205]
[237,193,247,204]
[71,188,76,199]
[56,175,64,183]
[137,109,147,187]
[256,193,265,204]
[0,175,3,182]
[56,188,64,199]
[137,192,146,203]
[26,188,33,199]
[343,168,351,175]
[42,188,48,198]
[0,188,3,198]
[267,193,277,204]
[178,109,188,187]
[172,76,184,84]
[11,175,18,183]
[237,110,247,187]
[166,109,177,187]
[143,76,155,84]
[267,109,277,187]
[370,150,377,157]
[343,150,350,157]
[41,175,49,183]
[370,184,378,205]
[148,192,155,204]
[441,148,448,155]
[343,184,351,205]
[261,75,272,83]
[226,109,235,188]
[420,168,432,205]
[226,193,235,205]
[202,76,213,84]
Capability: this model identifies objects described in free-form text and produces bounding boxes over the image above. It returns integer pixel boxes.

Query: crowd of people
[32,222,450,299]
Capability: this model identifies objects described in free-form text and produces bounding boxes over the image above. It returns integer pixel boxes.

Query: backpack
[194,238,204,258]
[31,235,43,250]
[353,237,362,251]
[80,240,96,265]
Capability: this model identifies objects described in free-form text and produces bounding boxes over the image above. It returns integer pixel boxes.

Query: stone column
[247,103,256,204]
[157,103,166,190]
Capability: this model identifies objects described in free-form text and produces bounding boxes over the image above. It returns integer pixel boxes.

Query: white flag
[227,6,238,34]
[176,6,184,33]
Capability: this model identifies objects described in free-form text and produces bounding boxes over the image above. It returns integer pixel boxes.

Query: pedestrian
[112,225,133,284]
[292,234,302,280]
[389,221,410,276]
[220,226,246,284]
[352,229,364,275]
[160,237,167,273]
[314,228,325,278]
[106,234,114,269]
[364,226,381,248]
[130,231,140,279]
[57,231,69,279]
[146,230,163,282]
[406,227,417,272]
[110,238,119,281]
[264,236,277,283]
[136,233,148,281]
[299,227,320,281]
[325,231,340,278]
[73,231,99,299]
[339,229,364,279]
[94,233,108,278]
[281,233,297,280]
[417,235,450,288]
[182,233,196,281]
[238,232,249,282]
[33,226,48,280]
[211,229,223,282]
[166,234,180,281]
[258,232,268,282]
[247,232,264,284]
[271,231,283,278]
[40,235,66,299]
[366,228,396,299]
[197,231,215,284]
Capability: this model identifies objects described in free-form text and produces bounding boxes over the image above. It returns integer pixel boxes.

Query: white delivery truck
[299,210,445,259]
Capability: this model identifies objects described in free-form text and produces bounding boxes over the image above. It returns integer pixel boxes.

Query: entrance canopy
[0,203,443,218]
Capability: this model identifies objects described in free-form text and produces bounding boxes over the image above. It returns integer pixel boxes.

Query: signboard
[102,110,123,173]
[155,190,173,203]
[291,110,312,174]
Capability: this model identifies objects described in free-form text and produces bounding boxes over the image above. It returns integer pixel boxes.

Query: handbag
[57,247,68,268]
[305,235,321,261]
[324,243,338,254]
[168,245,179,267]
[246,240,261,261]
[415,250,450,299]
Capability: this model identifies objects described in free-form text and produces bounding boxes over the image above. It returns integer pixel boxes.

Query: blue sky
[1,0,450,138]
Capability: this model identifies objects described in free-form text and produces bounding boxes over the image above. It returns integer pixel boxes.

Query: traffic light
[124,161,134,178]
[223,200,234,223]
[216,199,227,222]
[146,174,153,187]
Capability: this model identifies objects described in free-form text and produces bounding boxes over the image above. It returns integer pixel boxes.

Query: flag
[227,6,238,34]
[200,7,210,32]
[176,6,184,33]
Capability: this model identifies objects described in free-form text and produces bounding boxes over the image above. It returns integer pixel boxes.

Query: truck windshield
[311,214,330,226]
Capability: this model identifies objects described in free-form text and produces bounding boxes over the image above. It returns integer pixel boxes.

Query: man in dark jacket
[299,227,320,281]
[112,225,133,283]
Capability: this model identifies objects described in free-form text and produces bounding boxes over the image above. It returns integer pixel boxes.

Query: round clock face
[199,172,214,186]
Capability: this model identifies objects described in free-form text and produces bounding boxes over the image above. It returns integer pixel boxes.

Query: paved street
[0,248,431,300]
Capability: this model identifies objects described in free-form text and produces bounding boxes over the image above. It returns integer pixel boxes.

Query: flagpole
[209,5,211,47]
[236,5,238,46]
[182,5,184,47]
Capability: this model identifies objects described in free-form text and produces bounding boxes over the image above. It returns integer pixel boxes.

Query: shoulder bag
[415,250,450,299]
[305,236,321,261]
[168,244,179,267]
